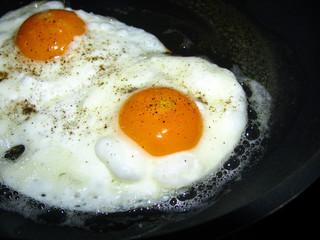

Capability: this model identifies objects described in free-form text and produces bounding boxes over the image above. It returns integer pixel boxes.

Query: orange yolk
[15,9,86,61]
[119,87,203,156]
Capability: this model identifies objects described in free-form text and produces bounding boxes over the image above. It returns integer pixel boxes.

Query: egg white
[95,55,247,188]
[0,1,247,212]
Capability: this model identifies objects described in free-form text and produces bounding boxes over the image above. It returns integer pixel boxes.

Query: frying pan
[0,0,319,239]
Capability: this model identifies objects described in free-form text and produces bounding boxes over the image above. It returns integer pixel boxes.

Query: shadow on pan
[0,0,319,239]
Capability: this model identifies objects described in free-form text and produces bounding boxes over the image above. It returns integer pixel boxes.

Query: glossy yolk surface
[119,87,203,156]
[15,9,86,61]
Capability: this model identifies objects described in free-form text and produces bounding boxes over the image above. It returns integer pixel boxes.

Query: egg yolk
[119,87,203,156]
[15,9,86,61]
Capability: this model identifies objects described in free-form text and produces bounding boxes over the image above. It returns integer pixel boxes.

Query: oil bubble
[223,156,241,170]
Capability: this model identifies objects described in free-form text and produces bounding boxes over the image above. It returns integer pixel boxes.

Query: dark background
[146,178,320,239]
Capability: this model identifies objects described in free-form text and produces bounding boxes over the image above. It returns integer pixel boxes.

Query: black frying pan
[0,0,319,239]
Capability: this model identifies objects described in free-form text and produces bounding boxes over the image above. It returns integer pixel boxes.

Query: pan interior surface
[0,0,319,239]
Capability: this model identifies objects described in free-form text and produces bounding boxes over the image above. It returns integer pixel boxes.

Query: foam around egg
[0,1,247,212]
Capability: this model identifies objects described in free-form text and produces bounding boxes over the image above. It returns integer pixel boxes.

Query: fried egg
[0,1,247,212]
